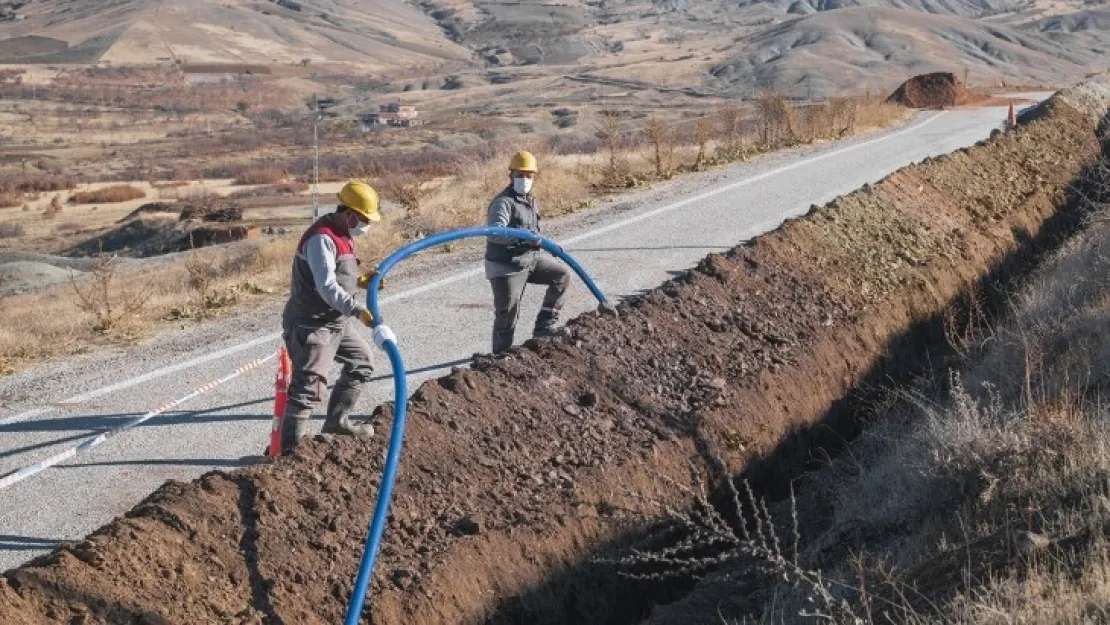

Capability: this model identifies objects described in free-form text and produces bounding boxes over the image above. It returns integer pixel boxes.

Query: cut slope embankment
[1,84,1108,624]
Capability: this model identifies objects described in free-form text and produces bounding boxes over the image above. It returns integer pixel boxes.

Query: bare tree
[597,111,625,185]
[642,114,672,178]
[694,116,713,170]
[757,92,798,149]
[71,255,151,333]
[717,102,744,160]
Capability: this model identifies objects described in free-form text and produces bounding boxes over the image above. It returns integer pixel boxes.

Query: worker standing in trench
[484,151,571,354]
[279,180,384,454]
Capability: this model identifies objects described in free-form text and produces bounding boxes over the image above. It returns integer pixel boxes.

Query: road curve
[0,103,1027,570]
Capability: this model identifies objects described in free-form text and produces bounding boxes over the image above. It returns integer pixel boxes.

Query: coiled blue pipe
[344,227,609,625]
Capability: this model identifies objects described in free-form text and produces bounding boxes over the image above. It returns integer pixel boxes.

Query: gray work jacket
[484,185,540,279]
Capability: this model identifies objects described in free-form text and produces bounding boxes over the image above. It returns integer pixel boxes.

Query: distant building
[357,103,423,130]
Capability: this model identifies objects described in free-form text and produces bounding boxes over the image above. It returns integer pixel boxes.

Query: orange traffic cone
[1007,100,1016,130]
[268,347,292,459]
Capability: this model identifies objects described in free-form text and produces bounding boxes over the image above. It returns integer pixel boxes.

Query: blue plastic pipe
[344,227,609,625]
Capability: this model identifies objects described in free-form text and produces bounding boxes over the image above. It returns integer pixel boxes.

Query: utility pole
[312,95,321,220]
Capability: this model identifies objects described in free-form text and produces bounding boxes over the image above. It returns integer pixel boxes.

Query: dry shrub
[151,180,190,189]
[233,168,286,186]
[228,182,308,199]
[12,175,77,193]
[415,159,505,232]
[69,185,146,205]
[165,245,240,320]
[717,102,746,159]
[44,194,62,218]
[0,191,23,208]
[757,93,799,149]
[157,185,214,201]
[642,115,676,178]
[694,117,713,170]
[534,157,592,217]
[0,222,25,238]
[377,174,428,217]
[596,111,628,187]
[70,255,152,334]
[853,97,907,130]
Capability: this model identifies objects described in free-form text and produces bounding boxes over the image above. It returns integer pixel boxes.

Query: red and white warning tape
[0,351,278,491]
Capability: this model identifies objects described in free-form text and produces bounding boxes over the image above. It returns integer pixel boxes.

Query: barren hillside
[0,0,1105,95]
[0,0,470,68]
[709,7,1099,95]
[416,0,1105,96]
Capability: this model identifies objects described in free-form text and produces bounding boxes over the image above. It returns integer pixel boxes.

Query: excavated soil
[888,72,972,109]
[1,92,1107,625]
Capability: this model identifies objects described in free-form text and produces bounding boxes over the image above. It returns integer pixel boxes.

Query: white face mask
[513,176,533,195]
[352,221,370,237]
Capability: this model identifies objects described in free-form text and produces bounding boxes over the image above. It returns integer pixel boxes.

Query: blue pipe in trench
[345,226,609,625]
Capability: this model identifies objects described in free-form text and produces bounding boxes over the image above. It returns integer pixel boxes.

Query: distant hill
[708,7,1098,95]
[0,0,470,68]
[0,0,1105,97]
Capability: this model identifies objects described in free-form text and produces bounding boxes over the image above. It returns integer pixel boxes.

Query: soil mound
[120,202,178,222]
[64,217,259,258]
[0,261,79,296]
[888,72,971,108]
[63,217,188,258]
[1,86,1106,625]
[179,200,244,223]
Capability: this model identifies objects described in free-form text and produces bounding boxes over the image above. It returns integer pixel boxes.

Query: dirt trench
[1,90,1107,625]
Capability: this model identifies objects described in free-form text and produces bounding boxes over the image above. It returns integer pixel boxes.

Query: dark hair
[336,205,351,214]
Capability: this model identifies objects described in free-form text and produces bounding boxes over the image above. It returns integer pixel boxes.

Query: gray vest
[485,186,540,265]
[283,214,360,326]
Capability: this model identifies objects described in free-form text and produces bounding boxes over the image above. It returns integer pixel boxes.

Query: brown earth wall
[0,95,1105,625]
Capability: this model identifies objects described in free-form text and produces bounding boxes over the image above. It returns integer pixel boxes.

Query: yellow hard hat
[336,180,381,222]
[509,151,538,173]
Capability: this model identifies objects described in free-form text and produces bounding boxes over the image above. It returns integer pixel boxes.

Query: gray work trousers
[282,319,374,412]
[489,256,571,353]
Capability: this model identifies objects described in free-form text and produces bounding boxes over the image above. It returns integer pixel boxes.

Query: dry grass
[0,191,23,208]
[11,175,77,193]
[69,255,153,334]
[69,185,147,205]
[227,182,308,199]
[0,222,26,239]
[746,163,1110,623]
[0,95,907,373]
[597,159,1110,624]
[232,168,287,186]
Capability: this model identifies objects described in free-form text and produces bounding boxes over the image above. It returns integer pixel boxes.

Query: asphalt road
[0,102,1033,570]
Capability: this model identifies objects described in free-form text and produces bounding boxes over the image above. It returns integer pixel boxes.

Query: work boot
[280,408,312,455]
[533,310,559,338]
[322,386,374,437]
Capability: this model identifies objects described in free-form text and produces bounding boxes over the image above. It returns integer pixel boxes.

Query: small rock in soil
[454,516,481,536]
[563,404,581,417]
[578,390,598,407]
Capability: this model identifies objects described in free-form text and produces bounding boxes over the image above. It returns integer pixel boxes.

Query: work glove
[356,307,377,327]
[357,269,387,290]
[512,239,542,252]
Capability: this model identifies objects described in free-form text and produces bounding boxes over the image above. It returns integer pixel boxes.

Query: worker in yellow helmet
[279,180,383,454]
[484,151,570,354]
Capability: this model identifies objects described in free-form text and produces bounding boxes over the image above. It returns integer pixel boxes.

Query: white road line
[562,112,945,245]
[0,112,945,426]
